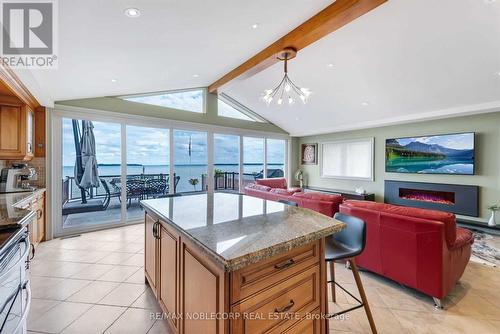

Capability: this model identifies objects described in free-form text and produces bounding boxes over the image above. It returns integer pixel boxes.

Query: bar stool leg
[329,261,336,303]
[349,259,377,334]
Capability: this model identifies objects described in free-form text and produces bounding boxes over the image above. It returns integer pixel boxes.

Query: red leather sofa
[339,200,474,304]
[244,178,343,217]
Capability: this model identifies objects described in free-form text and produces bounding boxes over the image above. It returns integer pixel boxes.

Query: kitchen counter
[141,192,345,272]
[142,192,344,333]
[0,189,45,251]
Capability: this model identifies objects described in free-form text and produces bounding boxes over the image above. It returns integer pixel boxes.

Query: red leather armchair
[339,200,474,305]
[244,178,343,217]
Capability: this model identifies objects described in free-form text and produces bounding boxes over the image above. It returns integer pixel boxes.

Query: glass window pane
[173,130,207,193]
[218,99,254,121]
[266,139,286,179]
[243,137,264,186]
[126,126,169,222]
[122,89,204,113]
[214,134,239,192]
[62,119,122,229]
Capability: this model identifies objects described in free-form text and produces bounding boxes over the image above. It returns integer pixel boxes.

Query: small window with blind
[320,138,374,181]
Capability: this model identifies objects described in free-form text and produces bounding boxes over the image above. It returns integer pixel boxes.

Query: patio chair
[62,179,111,215]
[126,179,146,208]
[145,178,167,198]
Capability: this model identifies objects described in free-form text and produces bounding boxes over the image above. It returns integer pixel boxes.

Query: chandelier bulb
[288,97,294,105]
[277,98,283,105]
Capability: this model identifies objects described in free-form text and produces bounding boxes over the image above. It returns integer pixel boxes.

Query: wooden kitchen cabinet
[145,213,158,296]
[0,102,34,160]
[34,107,45,157]
[159,224,180,332]
[144,210,326,334]
[28,191,45,245]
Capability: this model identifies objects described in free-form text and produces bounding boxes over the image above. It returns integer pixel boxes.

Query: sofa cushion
[343,200,457,246]
[245,183,271,192]
[255,178,287,189]
[270,188,301,196]
[292,192,343,203]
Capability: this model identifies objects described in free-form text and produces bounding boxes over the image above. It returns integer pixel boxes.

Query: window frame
[119,87,207,114]
[320,137,375,181]
[217,93,267,123]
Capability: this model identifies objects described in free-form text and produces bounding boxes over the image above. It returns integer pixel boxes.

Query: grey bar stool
[326,213,377,334]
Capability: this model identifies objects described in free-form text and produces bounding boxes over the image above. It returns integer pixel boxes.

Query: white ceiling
[15,0,332,105]
[225,0,500,136]
[17,0,500,136]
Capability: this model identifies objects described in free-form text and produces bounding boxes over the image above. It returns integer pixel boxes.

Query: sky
[395,133,474,150]
[62,119,285,167]
[123,90,204,113]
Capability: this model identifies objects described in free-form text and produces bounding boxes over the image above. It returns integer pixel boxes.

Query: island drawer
[231,241,320,302]
[230,265,320,334]
[269,308,320,334]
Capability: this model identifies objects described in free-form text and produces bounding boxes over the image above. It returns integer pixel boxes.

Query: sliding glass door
[126,126,170,222]
[61,118,123,230]
[173,130,207,193]
[214,134,240,193]
[53,110,289,237]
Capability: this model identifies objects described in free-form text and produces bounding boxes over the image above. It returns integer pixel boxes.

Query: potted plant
[487,204,499,227]
[188,178,199,191]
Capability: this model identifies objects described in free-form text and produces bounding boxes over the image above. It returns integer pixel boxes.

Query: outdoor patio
[63,197,144,228]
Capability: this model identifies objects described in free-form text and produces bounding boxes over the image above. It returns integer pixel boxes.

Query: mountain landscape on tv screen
[385,134,474,174]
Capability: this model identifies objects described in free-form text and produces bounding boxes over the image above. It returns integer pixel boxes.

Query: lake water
[386,157,473,174]
[63,164,284,194]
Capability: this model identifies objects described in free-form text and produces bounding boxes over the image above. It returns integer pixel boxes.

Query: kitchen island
[141,192,344,334]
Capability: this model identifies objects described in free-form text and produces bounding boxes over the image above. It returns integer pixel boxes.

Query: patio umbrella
[75,120,100,193]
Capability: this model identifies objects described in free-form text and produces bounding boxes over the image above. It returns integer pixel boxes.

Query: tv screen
[385,132,475,175]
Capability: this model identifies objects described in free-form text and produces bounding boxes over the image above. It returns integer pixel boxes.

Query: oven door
[0,230,30,333]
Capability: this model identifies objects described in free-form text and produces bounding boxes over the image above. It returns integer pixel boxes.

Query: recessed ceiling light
[361,101,370,106]
[192,74,199,78]
[111,79,117,83]
[124,7,140,17]
[327,63,334,68]
[251,23,259,29]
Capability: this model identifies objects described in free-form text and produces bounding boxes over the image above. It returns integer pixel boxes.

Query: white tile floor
[27,224,500,334]
[27,224,173,334]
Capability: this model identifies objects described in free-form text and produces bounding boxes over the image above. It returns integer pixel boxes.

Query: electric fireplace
[385,180,478,217]
[399,188,455,205]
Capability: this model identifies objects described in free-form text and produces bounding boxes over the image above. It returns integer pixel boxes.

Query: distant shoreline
[64,163,283,168]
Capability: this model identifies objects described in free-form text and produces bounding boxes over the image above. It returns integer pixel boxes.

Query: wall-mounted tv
[385,132,475,175]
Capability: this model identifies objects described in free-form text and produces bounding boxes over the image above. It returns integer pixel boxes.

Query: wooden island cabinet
[142,193,344,334]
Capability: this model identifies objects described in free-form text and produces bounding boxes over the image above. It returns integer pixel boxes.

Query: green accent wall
[57,92,288,134]
[294,112,500,220]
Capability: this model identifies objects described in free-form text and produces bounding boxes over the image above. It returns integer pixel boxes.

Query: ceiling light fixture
[251,23,259,29]
[111,79,117,83]
[327,63,334,68]
[124,7,141,17]
[192,74,199,78]
[262,47,310,106]
[361,101,370,106]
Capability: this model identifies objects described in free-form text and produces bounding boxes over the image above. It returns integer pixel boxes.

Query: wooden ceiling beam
[208,0,387,93]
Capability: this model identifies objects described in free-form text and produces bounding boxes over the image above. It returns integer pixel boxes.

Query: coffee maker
[0,163,37,193]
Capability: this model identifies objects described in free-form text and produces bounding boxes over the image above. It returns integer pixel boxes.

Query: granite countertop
[0,189,45,251]
[141,192,345,272]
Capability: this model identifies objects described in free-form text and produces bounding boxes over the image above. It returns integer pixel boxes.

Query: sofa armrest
[449,227,474,250]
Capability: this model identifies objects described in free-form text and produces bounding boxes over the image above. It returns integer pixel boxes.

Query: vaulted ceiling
[16,0,500,136]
